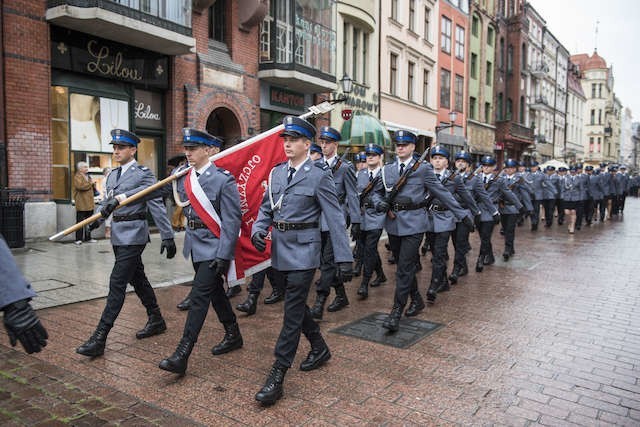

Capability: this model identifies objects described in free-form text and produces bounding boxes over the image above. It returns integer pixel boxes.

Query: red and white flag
[211,125,286,284]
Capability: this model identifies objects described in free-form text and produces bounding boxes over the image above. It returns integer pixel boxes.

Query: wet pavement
[1,199,640,425]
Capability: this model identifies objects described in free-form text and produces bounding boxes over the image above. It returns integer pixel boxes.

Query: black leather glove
[462,216,475,233]
[160,238,176,259]
[251,231,267,252]
[350,223,361,241]
[88,219,102,231]
[100,198,119,218]
[376,198,390,213]
[336,262,353,283]
[474,214,481,229]
[3,299,48,354]
[493,212,501,224]
[208,258,231,277]
[519,206,527,215]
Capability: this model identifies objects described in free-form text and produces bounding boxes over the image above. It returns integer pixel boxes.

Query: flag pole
[49,102,336,241]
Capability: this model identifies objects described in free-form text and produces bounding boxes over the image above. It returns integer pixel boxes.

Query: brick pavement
[1,199,640,425]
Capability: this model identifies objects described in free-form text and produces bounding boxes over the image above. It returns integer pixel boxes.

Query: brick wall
[3,1,51,200]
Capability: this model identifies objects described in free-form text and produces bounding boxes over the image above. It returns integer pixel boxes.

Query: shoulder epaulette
[315,163,329,170]
[217,167,231,175]
[138,166,149,171]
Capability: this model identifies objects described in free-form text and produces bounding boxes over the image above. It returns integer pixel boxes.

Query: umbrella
[540,159,568,170]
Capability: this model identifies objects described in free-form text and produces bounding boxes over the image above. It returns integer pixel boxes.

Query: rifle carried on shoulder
[463,165,483,183]
[424,167,462,210]
[385,148,431,219]
[359,174,381,207]
[484,169,505,190]
[331,147,351,173]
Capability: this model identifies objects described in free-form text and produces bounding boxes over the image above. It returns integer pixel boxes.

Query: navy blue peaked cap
[455,150,472,162]
[319,126,341,141]
[481,155,496,166]
[110,129,140,146]
[310,143,322,154]
[393,130,417,144]
[182,128,222,147]
[280,116,316,140]
[365,143,384,155]
[504,158,518,168]
[431,145,450,159]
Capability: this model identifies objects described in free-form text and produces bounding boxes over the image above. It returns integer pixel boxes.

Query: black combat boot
[502,251,510,262]
[158,337,195,375]
[437,276,450,293]
[236,293,258,315]
[382,306,402,332]
[458,263,469,277]
[475,255,484,272]
[357,277,370,299]
[370,264,387,287]
[255,362,288,405]
[426,279,440,304]
[264,288,284,304]
[176,295,191,311]
[211,322,243,355]
[76,323,110,357]
[327,284,349,312]
[310,293,327,319]
[448,269,459,285]
[300,332,331,371]
[352,259,363,277]
[484,253,495,265]
[405,288,425,317]
[136,307,167,339]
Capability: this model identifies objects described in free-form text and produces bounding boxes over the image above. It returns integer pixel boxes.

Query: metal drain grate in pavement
[330,312,444,349]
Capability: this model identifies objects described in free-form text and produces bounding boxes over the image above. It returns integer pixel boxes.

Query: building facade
[436,0,469,153]
[379,0,439,153]
[466,0,497,162]
[542,29,568,162]
[565,63,586,163]
[620,107,634,166]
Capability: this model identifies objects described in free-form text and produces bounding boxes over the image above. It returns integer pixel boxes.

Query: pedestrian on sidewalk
[250,116,353,405]
[1,235,49,354]
[159,128,243,375]
[72,161,97,244]
[76,129,176,358]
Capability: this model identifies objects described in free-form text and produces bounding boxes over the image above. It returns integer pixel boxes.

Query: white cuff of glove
[115,193,127,203]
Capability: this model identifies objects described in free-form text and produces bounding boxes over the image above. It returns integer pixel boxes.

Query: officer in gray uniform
[1,236,48,354]
[355,143,387,299]
[477,156,521,269]
[561,166,582,233]
[352,151,368,278]
[159,128,243,375]
[424,145,478,304]
[451,150,495,281]
[310,126,361,319]
[584,165,601,225]
[77,129,176,358]
[499,159,530,261]
[541,166,558,228]
[574,164,589,230]
[528,161,545,231]
[251,116,353,405]
[556,166,568,224]
[372,131,473,331]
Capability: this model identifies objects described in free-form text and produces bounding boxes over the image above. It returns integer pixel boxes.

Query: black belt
[187,219,208,229]
[430,205,449,212]
[273,221,318,232]
[112,212,147,222]
[391,202,425,211]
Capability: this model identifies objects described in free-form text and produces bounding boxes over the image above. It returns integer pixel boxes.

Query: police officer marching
[528,161,545,231]
[501,159,532,261]
[77,129,176,358]
[250,116,353,405]
[541,165,558,228]
[310,126,361,319]
[355,143,387,300]
[158,128,243,375]
[372,131,472,331]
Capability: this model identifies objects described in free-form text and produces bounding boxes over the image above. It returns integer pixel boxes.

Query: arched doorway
[206,107,242,150]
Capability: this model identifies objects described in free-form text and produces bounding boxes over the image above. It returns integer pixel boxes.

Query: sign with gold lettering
[50,26,168,89]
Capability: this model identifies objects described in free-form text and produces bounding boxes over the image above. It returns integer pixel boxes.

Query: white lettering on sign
[134,100,161,121]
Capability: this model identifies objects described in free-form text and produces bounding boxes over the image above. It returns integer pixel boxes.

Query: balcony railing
[534,134,547,144]
[530,62,549,78]
[529,95,552,111]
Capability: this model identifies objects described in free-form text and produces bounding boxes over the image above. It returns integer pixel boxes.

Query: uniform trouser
[478,221,495,257]
[183,260,236,342]
[388,233,422,309]
[317,231,339,296]
[597,198,607,220]
[75,210,93,241]
[354,232,366,261]
[620,193,627,212]
[501,214,517,254]
[575,200,586,228]
[556,198,565,223]
[542,199,555,226]
[584,198,595,224]
[361,228,383,279]
[431,231,451,283]
[274,269,321,368]
[531,199,541,225]
[452,221,472,270]
[247,267,285,294]
[99,245,158,328]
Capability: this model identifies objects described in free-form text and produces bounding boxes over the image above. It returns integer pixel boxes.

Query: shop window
[51,86,70,200]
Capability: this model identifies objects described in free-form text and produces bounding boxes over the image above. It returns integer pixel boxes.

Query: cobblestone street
[1,199,639,426]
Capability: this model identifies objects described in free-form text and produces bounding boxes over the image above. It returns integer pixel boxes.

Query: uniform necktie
[287,167,295,184]
[196,171,201,177]
[484,176,487,184]
[399,163,405,176]
[369,171,373,182]
[115,167,121,182]
[436,173,441,181]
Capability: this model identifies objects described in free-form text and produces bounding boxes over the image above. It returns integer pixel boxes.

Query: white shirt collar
[287,156,309,180]
[195,162,212,176]
[368,166,380,177]
[325,154,337,166]
[120,159,136,175]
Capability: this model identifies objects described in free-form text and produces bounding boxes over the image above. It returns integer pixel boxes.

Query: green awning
[339,111,391,147]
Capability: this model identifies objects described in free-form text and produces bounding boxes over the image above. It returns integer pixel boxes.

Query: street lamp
[329,74,353,104]
[435,111,458,134]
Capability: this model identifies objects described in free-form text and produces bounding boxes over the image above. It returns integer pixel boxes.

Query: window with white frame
[441,16,452,54]
[455,25,465,60]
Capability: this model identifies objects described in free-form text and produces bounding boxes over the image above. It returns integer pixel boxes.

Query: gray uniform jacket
[253,159,353,271]
[529,170,546,200]
[174,164,241,263]
[356,168,385,231]
[463,173,497,222]
[483,174,523,215]
[371,158,467,237]
[561,175,581,202]
[541,174,558,200]
[504,174,533,211]
[576,174,589,200]
[601,173,615,197]
[104,161,173,246]
[0,237,36,309]
[428,170,479,233]
[614,173,626,196]
[587,174,603,200]
[320,158,361,231]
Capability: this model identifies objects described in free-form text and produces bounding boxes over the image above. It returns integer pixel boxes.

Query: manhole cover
[330,312,444,349]
[31,279,74,292]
